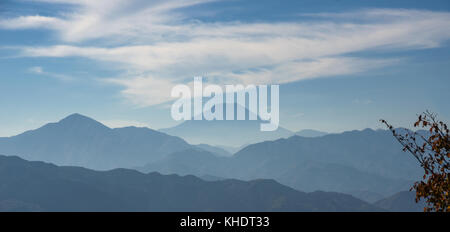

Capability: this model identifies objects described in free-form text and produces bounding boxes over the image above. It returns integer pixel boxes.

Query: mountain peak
[58,113,110,129]
[61,113,91,121]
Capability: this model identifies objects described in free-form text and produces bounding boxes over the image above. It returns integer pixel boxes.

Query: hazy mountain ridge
[140,129,422,201]
[0,155,382,212]
[160,103,294,147]
[0,114,194,170]
[375,191,426,212]
[234,130,422,181]
[0,114,423,203]
[295,129,328,137]
[160,119,294,147]
[194,144,232,157]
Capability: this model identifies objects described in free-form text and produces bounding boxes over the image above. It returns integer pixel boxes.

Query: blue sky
[0,0,449,136]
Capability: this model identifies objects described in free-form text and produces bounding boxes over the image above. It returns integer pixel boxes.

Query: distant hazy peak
[58,113,110,129]
[0,114,193,170]
[60,113,99,123]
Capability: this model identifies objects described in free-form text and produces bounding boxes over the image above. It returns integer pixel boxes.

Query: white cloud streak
[28,66,74,81]
[2,1,450,106]
[0,15,65,29]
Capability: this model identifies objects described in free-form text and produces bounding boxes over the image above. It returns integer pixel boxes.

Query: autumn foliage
[381,111,449,212]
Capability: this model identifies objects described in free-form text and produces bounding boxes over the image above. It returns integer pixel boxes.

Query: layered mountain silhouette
[0,155,382,212]
[374,191,426,212]
[194,144,232,157]
[140,129,423,202]
[0,113,423,204]
[0,114,194,170]
[160,103,293,147]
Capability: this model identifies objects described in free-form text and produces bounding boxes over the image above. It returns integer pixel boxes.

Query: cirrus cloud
[2,1,450,106]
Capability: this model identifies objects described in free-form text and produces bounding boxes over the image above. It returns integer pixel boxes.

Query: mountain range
[139,129,423,202]
[0,114,194,170]
[374,191,426,212]
[0,155,382,212]
[0,113,424,204]
[295,129,328,137]
[160,103,294,147]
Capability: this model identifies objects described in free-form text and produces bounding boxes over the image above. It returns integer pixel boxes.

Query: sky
[0,0,449,136]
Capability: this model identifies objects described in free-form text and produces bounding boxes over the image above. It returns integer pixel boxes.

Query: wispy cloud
[0,0,215,42]
[0,15,65,30]
[28,66,74,81]
[104,74,182,106]
[3,1,450,106]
